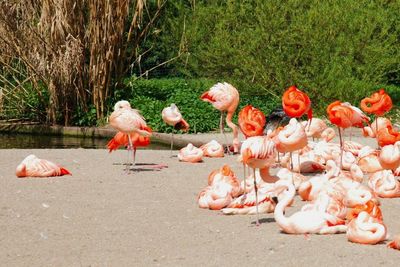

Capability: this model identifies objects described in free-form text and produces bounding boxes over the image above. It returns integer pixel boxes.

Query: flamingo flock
[13,82,400,250]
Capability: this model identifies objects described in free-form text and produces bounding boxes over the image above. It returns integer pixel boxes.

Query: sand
[1,133,400,266]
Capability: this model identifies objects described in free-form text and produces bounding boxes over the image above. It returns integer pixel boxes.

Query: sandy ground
[1,132,400,266]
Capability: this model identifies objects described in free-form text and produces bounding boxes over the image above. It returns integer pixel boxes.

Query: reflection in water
[0,133,170,149]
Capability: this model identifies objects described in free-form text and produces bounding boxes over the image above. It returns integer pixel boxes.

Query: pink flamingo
[162,103,190,156]
[178,143,203,163]
[273,180,347,234]
[273,118,308,171]
[378,141,400,171]
[301,118,336,142]
[109,100,151,171]
[201,82,240,153]
[198,165,241,210]
[200,140,224,158]
[357,146,383,173]
[16,154,71,178]
[239,136,276,225]
[368,170,400,198]
[346,211,387,245]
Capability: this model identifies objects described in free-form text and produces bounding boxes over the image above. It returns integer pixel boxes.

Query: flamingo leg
[170,130,174,158]
[290,152,293,171]
[253,168,260,226]
[226,111,239,154]
[243,162,247,194]
[375,117,380,149]
[127,134,134,173]
[338,127,343,170]
[220,111,230,154]
[297,152,301,173]
[133,147,137,166]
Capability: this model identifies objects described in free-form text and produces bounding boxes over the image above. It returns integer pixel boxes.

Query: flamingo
[178,143,203,163]
[273,180,347,234]
[107,126,152,166]
[16,154,71,178]
[346,200,383,223]
[282,85,312,123]
[201,82,240,153]
[198,165,241,210]
[200,140,224,158]
[361,89,392,147]
[357,146,383,173]
[327,101,369,169]
[378,141,400,171]
[273,118,308,171]
[361,89,393,116]
[362,117,392,138]
[109,100,151,172]
[346,211,387,245]
[301,118,336,142]
[368,170,400,198]
[161,104,190,156]
[376,125,400,147]
[238,105,266,138]
[239,136,276,225]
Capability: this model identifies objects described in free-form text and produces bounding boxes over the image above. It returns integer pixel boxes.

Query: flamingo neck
[274,182,296,232]
[259,167,278,183]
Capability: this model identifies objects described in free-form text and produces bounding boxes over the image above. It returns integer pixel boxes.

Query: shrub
[141,0,400,116]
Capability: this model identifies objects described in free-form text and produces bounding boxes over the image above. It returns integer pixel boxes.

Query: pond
[0,133,170,149]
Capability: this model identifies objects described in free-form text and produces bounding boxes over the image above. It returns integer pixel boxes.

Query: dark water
[0,133,170,149]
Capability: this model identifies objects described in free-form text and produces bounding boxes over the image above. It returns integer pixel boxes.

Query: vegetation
[1,0,400,131]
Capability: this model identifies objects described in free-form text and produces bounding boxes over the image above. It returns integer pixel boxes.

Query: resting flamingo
[178,143,203,163]
[16,154,71,178]
[200,140,224,158]
[201,82,240,153]
[273,180,347,234]
[368,170,400,198]
[346,211,387,245]
[327,101,369,169]
[239,136,276,225]
[162,103,190,156]
[109,100,151,172]
[346,200,383,223]
[378,141,400,171]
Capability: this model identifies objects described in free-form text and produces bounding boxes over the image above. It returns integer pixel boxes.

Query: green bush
[141,0,400,116]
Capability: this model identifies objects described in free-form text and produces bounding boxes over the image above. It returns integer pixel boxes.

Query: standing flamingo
[282,85,312,126]
[361,89,392,147]
[107,126,152,166]
[238,105,266,138]
[327,101,369,169]
[201,82,240,154]
[109,100,151,172]
[239,136,276,225]
[238,104,266,189]
[16,154,71,178]
[273,118,308,171]
[162,103,190,156]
